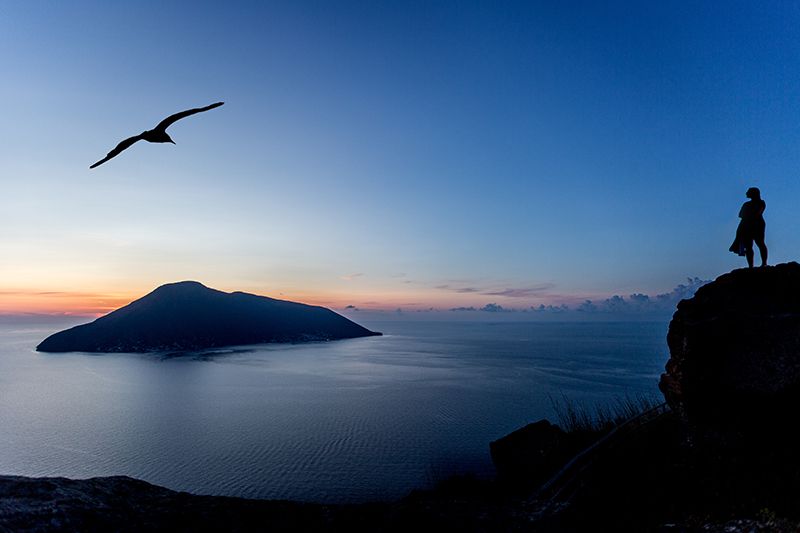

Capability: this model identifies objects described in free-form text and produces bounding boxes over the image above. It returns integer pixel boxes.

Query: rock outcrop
[660,263,800,424]
[489,420,595,489]
[37,281,381,353]
[0,473,531,532]
[0,474,328,532]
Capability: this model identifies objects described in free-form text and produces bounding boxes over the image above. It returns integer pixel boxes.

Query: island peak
[37,282,381,353]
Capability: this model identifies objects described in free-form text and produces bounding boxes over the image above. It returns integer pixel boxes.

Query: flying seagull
[89,102,224,169]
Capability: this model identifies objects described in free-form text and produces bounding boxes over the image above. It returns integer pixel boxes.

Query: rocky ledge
[0,475,318,532]
[0,474,527,532]
[660,262,800,424]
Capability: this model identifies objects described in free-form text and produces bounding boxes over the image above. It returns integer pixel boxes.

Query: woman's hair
[746,187,761,199]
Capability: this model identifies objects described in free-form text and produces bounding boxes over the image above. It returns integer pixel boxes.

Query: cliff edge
[660,262,800,424]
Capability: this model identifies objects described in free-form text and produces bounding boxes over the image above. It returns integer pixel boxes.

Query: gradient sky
[2,1,800,315]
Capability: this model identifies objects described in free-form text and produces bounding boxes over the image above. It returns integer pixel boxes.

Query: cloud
[574,277,708,315]
[530,304,569,313]
[450,303,513,313]
[436,282,556,298]
[0,290,110,298]
[435,284,479,293]
[483,284,556,298]
[653,277,707,305]
[335,277,709,321]
[481,303,508,312]
[340,273,364,281]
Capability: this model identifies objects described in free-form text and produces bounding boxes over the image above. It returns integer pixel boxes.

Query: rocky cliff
[660,262,800,424]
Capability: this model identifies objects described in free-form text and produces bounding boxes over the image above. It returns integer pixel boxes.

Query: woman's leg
[755,236,768,267]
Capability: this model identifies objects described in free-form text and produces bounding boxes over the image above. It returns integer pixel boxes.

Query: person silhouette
[729,187,768,268]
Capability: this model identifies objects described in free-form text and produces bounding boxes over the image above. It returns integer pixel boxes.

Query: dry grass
[549,393,661,433]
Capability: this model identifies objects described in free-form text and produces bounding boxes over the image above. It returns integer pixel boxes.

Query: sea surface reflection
[0,319,667,502]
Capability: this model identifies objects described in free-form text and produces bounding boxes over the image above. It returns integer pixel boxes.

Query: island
[36,281,381,353]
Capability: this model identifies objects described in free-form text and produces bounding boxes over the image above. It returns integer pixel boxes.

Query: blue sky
[1,1,799,314]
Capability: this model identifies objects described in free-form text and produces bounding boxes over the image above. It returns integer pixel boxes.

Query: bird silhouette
[89,102,224,169]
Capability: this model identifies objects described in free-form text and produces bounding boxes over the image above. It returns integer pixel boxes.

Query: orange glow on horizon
[0,290,133,317]
[0,288,419,316]
[0,283,587,316]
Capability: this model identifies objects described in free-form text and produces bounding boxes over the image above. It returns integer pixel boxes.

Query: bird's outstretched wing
[89,134,144,169]
[154,101,224,133]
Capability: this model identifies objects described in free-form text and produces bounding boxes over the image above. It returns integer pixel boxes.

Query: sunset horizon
[0,274,703,317]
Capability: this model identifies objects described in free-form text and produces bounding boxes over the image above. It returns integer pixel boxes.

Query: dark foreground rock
[0,474,526,532]
[535,410,800,531]
[0,475,331,532]
[37,281,380,353]
[489,420,596,490]
[660,262,800,424]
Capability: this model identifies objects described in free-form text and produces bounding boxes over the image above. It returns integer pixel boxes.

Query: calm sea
[0,318,668,503]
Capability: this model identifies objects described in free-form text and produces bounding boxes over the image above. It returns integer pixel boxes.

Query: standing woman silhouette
[729,187,768,268]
